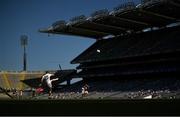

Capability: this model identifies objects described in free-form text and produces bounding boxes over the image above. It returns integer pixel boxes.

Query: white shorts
[47,82,52,88]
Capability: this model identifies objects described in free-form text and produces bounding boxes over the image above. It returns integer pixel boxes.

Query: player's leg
[49,88,52,96]
[47,82,53,96]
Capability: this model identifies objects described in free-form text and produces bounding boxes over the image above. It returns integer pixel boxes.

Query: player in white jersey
[40,71,59,96]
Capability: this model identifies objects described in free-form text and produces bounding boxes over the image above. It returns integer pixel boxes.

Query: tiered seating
[36,0,180,99]
[69,25,180,79]
[72,25,180,64]
[52,77,180,99]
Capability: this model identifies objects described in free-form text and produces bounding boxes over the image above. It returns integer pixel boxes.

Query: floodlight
[70,15,86,22]
[20,35,28,46]
[52,20,66,29]
[141,0,165,5]
[113,1,135,11]
[68,15,86,25]
[20,35,28,71]
[91,9,109,18]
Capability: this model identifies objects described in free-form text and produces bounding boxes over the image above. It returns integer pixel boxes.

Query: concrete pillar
[67,79,71,86]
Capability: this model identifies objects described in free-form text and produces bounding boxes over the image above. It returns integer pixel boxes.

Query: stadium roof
[39,0,180,39]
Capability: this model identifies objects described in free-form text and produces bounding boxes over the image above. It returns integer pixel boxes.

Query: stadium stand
[50,76,180,99]
[37,0,180,99]
[0,71,44,90]
[71,25,180,63]
[0,70,77,91]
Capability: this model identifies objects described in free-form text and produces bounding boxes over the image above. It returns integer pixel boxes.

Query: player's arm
[51,78,59,82]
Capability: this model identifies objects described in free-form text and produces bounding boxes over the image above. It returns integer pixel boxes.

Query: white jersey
[41,73,53,88]
[41,73,59,88]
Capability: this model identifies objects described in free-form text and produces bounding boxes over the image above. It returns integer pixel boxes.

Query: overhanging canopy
[39,0,180,39]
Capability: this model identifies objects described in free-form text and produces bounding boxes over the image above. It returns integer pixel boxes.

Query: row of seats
[52,77,180,99]
[78,64,179,77]
[72,25,180,64]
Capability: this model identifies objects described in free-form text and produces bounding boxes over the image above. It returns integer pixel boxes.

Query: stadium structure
[39,0,180,99]
[1,0,180,116]
[1,0,180,100]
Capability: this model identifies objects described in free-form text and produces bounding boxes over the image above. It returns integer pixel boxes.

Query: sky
[0,0,140,71]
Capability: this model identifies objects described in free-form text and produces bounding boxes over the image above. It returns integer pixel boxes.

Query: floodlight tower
[20,35,28,71]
